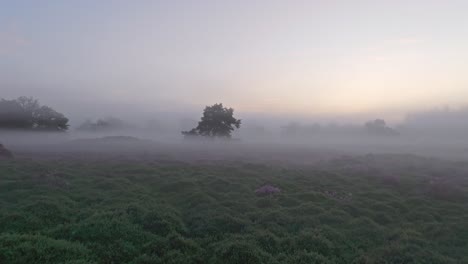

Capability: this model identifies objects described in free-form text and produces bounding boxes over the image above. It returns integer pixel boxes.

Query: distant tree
[76,117,127,132]
[0,96,69,131]
[182,103,241,138]
[281,122,321,138]
[365,119,398,136]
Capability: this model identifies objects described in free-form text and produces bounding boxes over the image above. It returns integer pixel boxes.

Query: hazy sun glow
[1,0,468,120]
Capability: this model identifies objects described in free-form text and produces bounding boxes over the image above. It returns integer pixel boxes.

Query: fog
[3,3,468,264]
[2,1,468,163]
[1,104,468,163]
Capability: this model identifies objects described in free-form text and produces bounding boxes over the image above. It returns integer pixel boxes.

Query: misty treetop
[182,103,241,138]
[279,119,399,138]
[364,119,399,136]
[0,97,69,131]
[76,117,131,132]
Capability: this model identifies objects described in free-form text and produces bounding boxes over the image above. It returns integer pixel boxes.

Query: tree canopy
[0,97,69,131]
[364,119,398,136]
[182,103,241,138]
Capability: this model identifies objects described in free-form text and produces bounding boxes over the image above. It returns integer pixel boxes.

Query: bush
[212,240,274,264]
[0,234,92,264]
[281,251,331,264]
[52,212,151,263]
[142,209,185,236]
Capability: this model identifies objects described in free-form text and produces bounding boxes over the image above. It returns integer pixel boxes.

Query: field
[1,149,468,263]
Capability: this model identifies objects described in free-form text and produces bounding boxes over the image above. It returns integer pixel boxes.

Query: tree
[182,103,241,138]
[0,99,30,128]
[35,106,69,131]
[76,117,128,132]
[364,119,398,136]
[0,96,69,131]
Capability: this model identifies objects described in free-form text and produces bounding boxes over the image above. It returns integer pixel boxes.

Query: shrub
[142,209,186,236]
[0,234,92,264]
[281,251,331,264]
[212,240,274,264]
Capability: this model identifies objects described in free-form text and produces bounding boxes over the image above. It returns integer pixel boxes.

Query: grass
[0,154,467,263]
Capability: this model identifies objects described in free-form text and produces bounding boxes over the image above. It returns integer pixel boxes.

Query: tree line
[0,96,404,138]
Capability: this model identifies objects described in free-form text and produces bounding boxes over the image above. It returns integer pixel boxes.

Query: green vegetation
[0,155,467,263]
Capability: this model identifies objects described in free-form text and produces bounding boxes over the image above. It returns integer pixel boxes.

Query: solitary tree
[182,103,241,138]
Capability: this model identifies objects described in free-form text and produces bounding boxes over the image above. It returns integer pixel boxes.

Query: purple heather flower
[255,185,281,195]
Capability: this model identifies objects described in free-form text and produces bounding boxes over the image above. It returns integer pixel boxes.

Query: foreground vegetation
[0,154,467,263]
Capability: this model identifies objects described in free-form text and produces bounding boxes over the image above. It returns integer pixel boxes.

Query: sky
[1,0,468,123]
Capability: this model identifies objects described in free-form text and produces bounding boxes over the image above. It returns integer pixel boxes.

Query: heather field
[4,1,468,263]
[1,153,467,263]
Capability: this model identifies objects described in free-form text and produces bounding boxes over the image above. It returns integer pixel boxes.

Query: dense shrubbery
[0,155,467,263]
